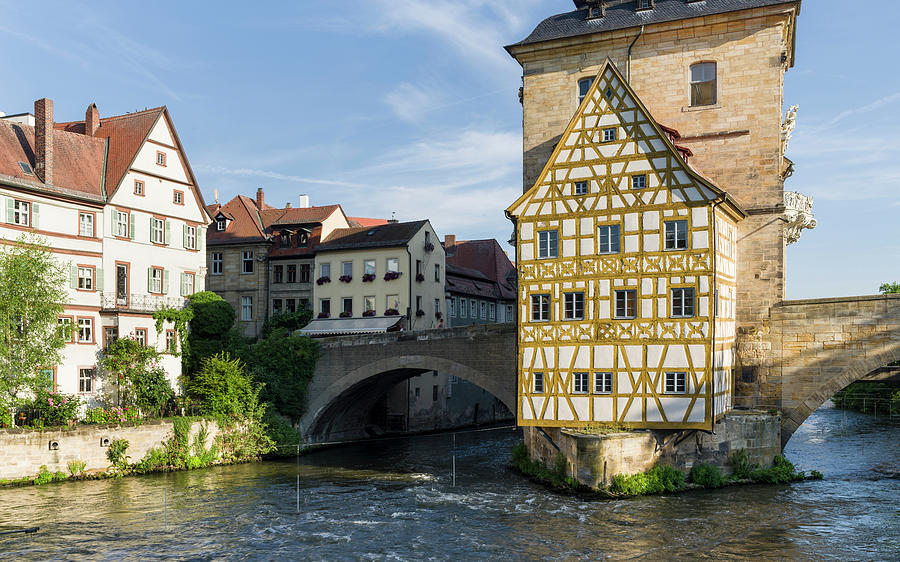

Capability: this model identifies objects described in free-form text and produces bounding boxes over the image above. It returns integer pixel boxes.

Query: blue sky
[0,0,896,299]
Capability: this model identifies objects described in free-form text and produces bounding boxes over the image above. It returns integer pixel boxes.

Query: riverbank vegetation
[832,382,899,416]
[509,442,823,498]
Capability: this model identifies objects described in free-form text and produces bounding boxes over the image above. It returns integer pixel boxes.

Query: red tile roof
[259,205,342,228]
[445,239,516,300]
[0,119,106,201]
[206,194,267,245]
[348,216,389,228]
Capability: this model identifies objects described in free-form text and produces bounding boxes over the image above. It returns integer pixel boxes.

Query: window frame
[342,297,353,315]
[664,372,688,394]
[58,316,75,343]
[577,77,594,105]
[184,225,197,250]
[288,264,299,283]
[273,264,284,284]
[364,259,376,276]
[240,295,253,321]
[242,251,254,274]
[386,258,399,273]
[76,264,95,292]
[531,294,551,322]
[537,230,559,259]
[134,328,147,346]
[573,372,589,394]
[690,61,717,107]
[614,290,637,319]
[149,266,164,295]
[134,179,145,196]
[564,292,585,321]
[76,316,94,344]
[165,329,178,354]
[115,210,130,239]
[459,298,467,318]
[150,217,165,245]
[320,262,331,279]
[156,150,167,166]
[573,181,588,195]
[320,298,331,316]
[173,190,184,205]
[594,372,613,394]
[78,212,95,238]
[631,174,647,189]
[597,223,621,254]
[664,220,689,251]
[11,199,30,227]
[671,287,696,318]
[211,252,223,275]
[602,127,617,143]
[533,372,545,394]
[78,367,94,394]
[216,217,226,231]
[182,271,195,297]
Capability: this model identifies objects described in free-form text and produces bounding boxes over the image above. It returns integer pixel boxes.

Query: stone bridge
[299,294,900,447]
[299,323,516,444]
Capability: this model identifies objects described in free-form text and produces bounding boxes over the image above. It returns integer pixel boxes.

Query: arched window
[690,62,717,106]
[577,77,594,105]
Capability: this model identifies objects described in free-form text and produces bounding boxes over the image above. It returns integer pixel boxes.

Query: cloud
[193,164,367,189]
[384,82,446,123]
[823,90,900,127]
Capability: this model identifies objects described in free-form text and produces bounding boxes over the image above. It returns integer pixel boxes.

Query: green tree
[98,337,174,417]
[182,291,249,374]
[260,309,313,338]
[249,329,320,423]
[185,353,259,418]
[879,282,900,294]
[0,234,71,426]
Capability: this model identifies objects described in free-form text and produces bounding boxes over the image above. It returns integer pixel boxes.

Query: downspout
[626,25,645,83]
[406,244,413,330]
[505,210,520,425]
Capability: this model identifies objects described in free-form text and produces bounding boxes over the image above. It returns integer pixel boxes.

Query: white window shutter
[6,198,14,223]
[32,203,40,229]
[129,214,136,240]
[110,211,117,236]
[147,268,153,292]
[180,272,186,296]
[163,269,169,294]
[183,224,188,248]
[165,220,171,245]
[96,268,104,292]
[70,264,78,289]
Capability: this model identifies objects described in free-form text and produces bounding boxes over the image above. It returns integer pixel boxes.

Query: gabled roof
[318,220,429,252]
[348,216,389,228]
[259,205,342,228]
[446,239,516,300]
[206,194,268,246]
[506,0,800,53]
[0,119,106,202]
[506,58,745,220]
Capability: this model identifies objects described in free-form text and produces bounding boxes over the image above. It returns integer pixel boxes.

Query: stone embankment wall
[525,411,780,488]
[0,419,218,480]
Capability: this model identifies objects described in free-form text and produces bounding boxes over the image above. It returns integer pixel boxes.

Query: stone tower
[505,0,809,335]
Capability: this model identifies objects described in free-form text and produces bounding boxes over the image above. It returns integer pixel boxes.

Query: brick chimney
[444,234,456,248]
[85,103,100,136]
[34,98,53,185]
[256,187,265,209]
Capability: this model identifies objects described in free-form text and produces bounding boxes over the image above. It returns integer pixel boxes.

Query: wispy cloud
[823,90,900,127]
[194,164,367,189]
[0,24,89,66]
[384,82,447,123]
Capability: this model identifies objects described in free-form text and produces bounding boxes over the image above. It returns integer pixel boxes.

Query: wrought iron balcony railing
[100,293,188,312]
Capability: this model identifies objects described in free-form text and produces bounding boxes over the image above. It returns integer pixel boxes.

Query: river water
[1,402,897,561]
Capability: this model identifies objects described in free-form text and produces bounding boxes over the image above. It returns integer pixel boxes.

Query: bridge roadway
[299,294,900,446]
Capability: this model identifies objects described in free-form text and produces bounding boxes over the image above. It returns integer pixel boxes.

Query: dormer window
[18,162,33,175]
[299,233,309,247]
[216,216,226,231]
[586,2,604,19]
[636,0,654,11]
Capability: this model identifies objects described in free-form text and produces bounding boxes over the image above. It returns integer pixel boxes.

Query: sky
[0,0,896,299]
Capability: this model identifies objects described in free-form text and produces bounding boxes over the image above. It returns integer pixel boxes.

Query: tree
[249,329,320,423]
[879,282,900,294]
[98,337,174,417]
[185,353,259,418]
[182,291,249,374]
[0,234,71,425]
[260,309,313,338]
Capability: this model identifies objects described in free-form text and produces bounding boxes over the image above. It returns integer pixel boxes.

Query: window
[287,299,297,313]
[365,296,376,313]
[273,265,284,284]
[184,225,197,249]
[415,260,423,276]
[574,181,588,195]
[432,385,438,402]
[564,292,584,320]
[480,301,486,320]
[77,266,94,291]
[577,77,594,104]
[594,372,613,394]
[116,211,129,238]
[134,180,144,196]
[470,300,477,318]
[241,296,253,321]
[364,259,376,275]
[459,298,467,318]
[134,328,147,346]
[614,290,637,319]
[414,387,420,399]
[573,372,589,394]
[149,267,163,294]
[425,231,431,245]
[664,220,688,250]
[298,233,309,247]
[320,262,331,278]
[531,294,551,322]
[151,218,165,244]
[58,317,74,343]
[211,252,223,275]
[78,368,94,393]
[416,296,423,314]
[320,298,331,316]
[386,294,400,311]
[181,272,195,296]
[636,0,653,10]
[690,62,717,107]
[104,327,118,348]
[665,372,687,394]
[216,217,226,231]
[671,287,695,318]
[242,251,254,274]
[79,213,94,237]
[386,258,399,273]
[506,304,513,322]
[598,224,620,254]
[77,317,93,343]
[298,264,310,283]
[156,151,167,166]
[173,190,184,205]
[533,372,544,394]
[273,299,283,315]
[11,199,30,226]
[166,330,178,354]
[631,174,647,189]
[284,264,296,283]
[489,303,496,321]
[342,297,353,315]
[602,127,616,142]
[537,230,558,259]
[434,264,440,282]
[342,261,353,278]
[449,298,456,317]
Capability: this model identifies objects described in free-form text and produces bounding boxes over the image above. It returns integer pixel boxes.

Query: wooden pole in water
[296,444,300,512]
[164,488,168,531]
[452,433,457,487]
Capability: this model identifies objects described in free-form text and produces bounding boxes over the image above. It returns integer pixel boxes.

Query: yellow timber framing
[507,59,742,431]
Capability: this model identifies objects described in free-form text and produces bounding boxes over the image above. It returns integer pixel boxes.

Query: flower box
[339,311,352,318]
[384,308,399,316]
[415,309,425,317]
[362,310,376,317]
[424,242,435,252]
[384,271,401,281]
[435,311,443,319]
[362,273,376,282]
[339,275,352,283]
[317,312,330,319]
[415,273,425,283]
[316,276,331,285]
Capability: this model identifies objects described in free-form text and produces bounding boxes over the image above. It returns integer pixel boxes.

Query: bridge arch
[301,353,516,444]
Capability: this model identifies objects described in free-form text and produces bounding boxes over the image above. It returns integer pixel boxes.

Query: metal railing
[100,293,188,312]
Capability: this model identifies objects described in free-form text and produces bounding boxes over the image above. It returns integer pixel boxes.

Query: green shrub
[33,465,66,485]
[260,310,313,338]
[749,455,799,484]
[730,448,753,480]
[248,330,320,424]
[134,447,168,474]
[263,409,303,456]
[99,338,174,417]
[511,441,529,465]
[106,438,130,469]
[690,463,726,488]
[609,464,686,495]
[185,354,258,418]
[67,459,86,477]
[26,389,82,427]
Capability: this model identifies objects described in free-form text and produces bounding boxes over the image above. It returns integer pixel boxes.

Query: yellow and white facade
[506,60,743,430]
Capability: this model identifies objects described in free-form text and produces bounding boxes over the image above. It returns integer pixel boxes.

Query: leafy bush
[511,441,529,465]
[106,438,130,469]
[248,330,320,423]
[134,447,168,474]
[749,455,799,484]
[731,448,752,480]
[99,337,174,417]
[507,442,583,491]
[264,409,303,456]
[33,465,66,485]
[82,406,142,425]
[185,354,258,418]
[260,310,313,338]
[26,389,81,427]
[690,463,726,488]
[67,459,86,477]
[187,291,236,337]
[609,464,686,495]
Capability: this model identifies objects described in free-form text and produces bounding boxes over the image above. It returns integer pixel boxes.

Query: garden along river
[0,401,896,560]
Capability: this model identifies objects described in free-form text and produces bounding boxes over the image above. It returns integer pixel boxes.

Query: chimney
[444,234,456,248]
[34,98,53,185]
[298,194,309,208]
[256,187,265,209]
[85,103,100,136]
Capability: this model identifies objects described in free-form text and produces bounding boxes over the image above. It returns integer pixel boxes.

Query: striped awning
[297,316,402,337]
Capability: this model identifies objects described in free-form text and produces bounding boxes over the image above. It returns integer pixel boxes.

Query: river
[1,402,897,560]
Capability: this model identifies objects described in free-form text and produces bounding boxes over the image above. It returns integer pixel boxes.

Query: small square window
[614,290,637,319]
[594,372,613,394]
[632,174,647,189]
[156,151,167,166]
[664,220,688,250]
[216,217,226,231]
[573,372,589,394]
[602,128,616,142]
[173,191,183,205]
[574,181,588,195]
[665,372,687,394]
[134,180,144,196]
[533,372,544,394]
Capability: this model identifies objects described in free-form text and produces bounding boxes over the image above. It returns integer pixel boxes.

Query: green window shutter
[149,217,154,242]
[129,214,136,240]
[199,228,205,253]
[165,221,171,245]
[31,203,39,229]
[96,268,104,292]
[6,198,14,223]
[183,224,188,249]
[179,272,186,296]
[70,264,77,289]
[147,268,153,292]
[110,211,117,237]
[163,269,169,294]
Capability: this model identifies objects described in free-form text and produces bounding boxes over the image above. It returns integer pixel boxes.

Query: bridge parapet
[315,322,516,349]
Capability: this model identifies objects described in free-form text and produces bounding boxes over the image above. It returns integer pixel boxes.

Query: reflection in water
[1,403,897,560]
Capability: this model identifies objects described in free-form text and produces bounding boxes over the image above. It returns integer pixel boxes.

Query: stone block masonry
[0,419,218,481]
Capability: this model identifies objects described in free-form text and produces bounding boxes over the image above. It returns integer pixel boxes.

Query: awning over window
[297,316,403,337]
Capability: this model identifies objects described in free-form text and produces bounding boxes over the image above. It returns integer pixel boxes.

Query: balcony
[101,293,188,313]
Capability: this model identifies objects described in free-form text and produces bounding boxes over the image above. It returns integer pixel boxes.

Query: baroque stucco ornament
[782,104,798,153]
[783,191,817,245]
